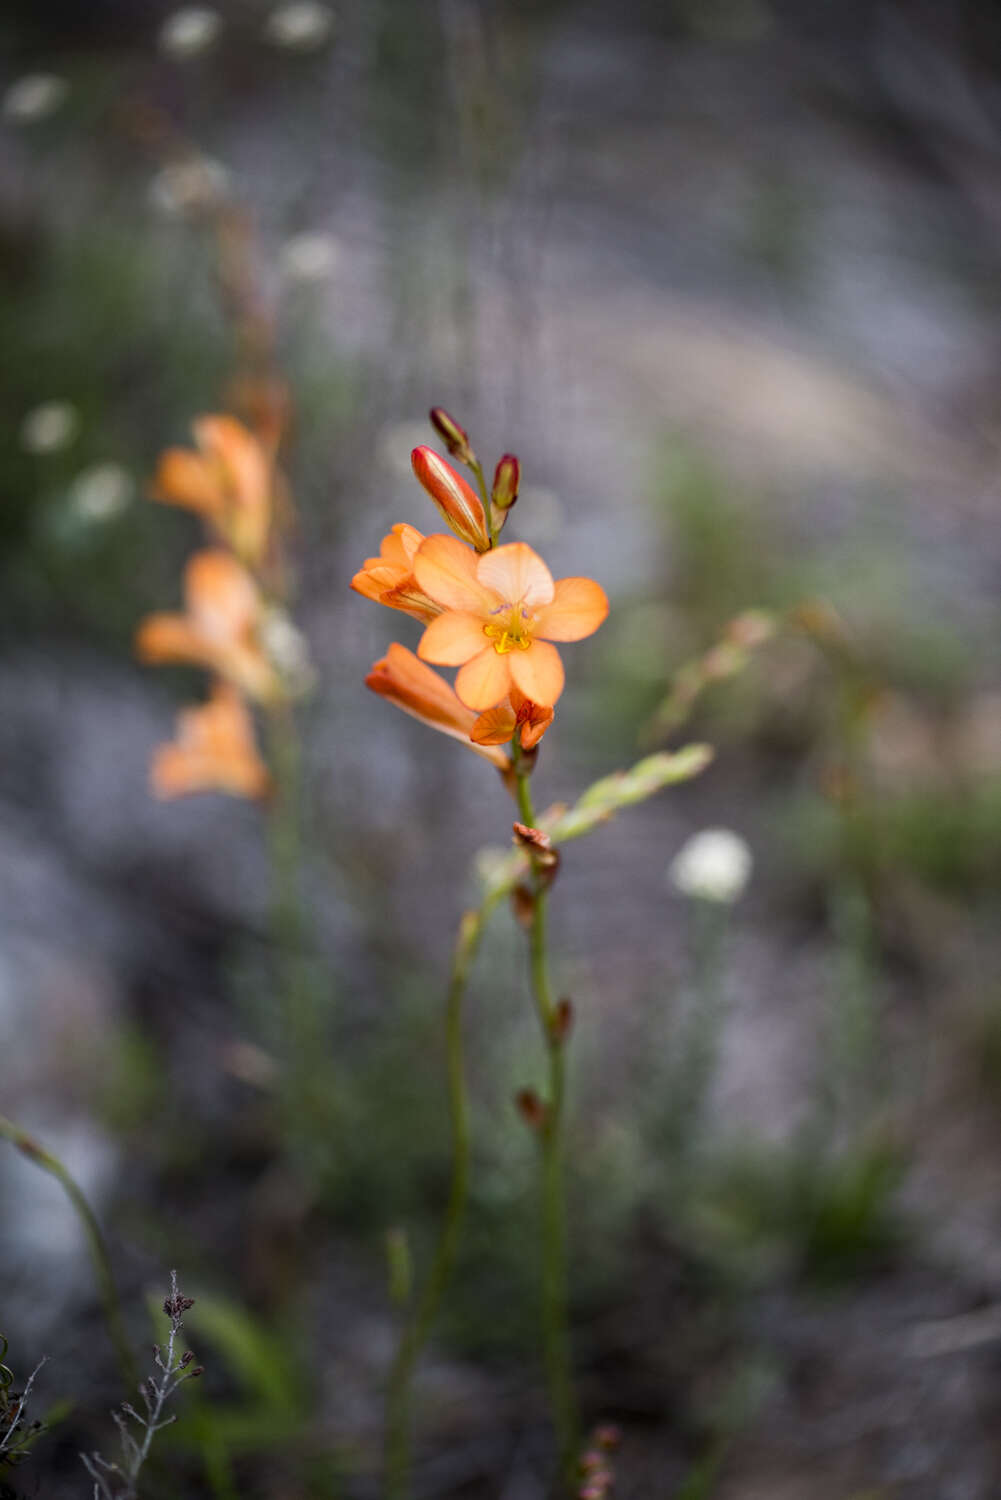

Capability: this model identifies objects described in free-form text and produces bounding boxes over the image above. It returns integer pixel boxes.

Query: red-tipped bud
[412,446,490,551]
[491,453,520,511]
[552,997,574,1042]
[516,1087,548,1130]
[429,407,475,465]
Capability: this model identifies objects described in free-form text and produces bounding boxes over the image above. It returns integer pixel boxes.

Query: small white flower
[149,157,230,217]
[158,7,222,57]
[668,828,752,905]
[67,463,134,522]
[264,2,335,50]
[3,73,68,124]
[260,607,316,696]
[279,231,340,282]
[20,401,80,454]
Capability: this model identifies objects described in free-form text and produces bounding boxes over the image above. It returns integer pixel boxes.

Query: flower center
[484,603,533,654]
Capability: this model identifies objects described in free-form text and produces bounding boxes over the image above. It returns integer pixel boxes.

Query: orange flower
[151,414,273,565]
[469,688,553,750]
[366,643,511,771]
[151,682,271,800]
[413,536,608,712]
[350,523,443,624]
[136,549,281,702]
[411,446,490,551]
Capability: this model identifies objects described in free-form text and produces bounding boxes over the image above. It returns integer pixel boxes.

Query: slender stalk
[0,1114,136,1389]
[513,757,580,1485]
[384,896,499,1500]
[468,458,497,548]
[265,697,320,1154]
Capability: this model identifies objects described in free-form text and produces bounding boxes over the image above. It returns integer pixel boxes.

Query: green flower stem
[0,1114,136,1389]
[467,458,497,548]
[512,753,580,1486]
[385,893,501,1500]
[265,696,321,1155]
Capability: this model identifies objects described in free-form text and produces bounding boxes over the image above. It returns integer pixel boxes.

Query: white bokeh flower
[158,7,222,58]
[279,231,340,282]
[259,606,316,697]
[149,157,230,217]
[3,73,68,124]
[67,463,134,523]
[20,401,80,454]
[668,828,752,904]
[264,2,335,50]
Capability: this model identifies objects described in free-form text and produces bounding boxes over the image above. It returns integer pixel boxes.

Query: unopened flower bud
[491,453,520,511]
[411,445,489,551]
[552,997,573,1042]
[429,407,475,465]
[516,1087,548,1130]
[513,821,560,879]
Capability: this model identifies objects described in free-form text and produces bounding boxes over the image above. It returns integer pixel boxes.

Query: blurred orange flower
[414,537,608,711]
[136,549,281,703]
[151,681,271,800]
[350,523,444,624]
[366,642,511,771]
[151,414,273,565]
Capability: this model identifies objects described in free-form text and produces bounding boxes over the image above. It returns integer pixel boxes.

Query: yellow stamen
[483,620,532,654]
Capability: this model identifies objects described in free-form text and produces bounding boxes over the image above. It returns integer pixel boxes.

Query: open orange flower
[136,549,281,703]
[414,537,608,712]
[151,681,271,800]
[151,414,273,566]
[366,643,512,771]
[350,524,443,624]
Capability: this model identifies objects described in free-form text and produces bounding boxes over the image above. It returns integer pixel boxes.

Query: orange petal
[417,610,488,666]
[366,644,510,770]
[477,542,554,608]
[381,522,424,569]
[470,701,518,745]
[455,646,514,711]
[534,577,609,641]
[414,534,498,613]
[184,550,261,639]
[135,614,212,668]
[151,449,224,516]
[510,640,564,706]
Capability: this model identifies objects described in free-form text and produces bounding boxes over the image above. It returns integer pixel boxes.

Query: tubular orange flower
[469,687,553,750]
[366,643,511,772]
[350,523,444,624]
[411,446,490,552]
[151,414,273,565]
[413,536,608,712]
[151,681,271,800]
[135,549,281,703]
